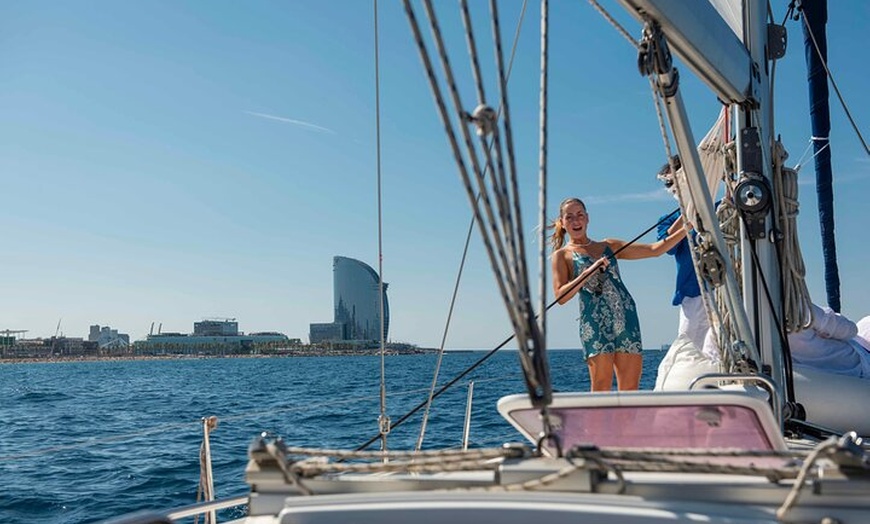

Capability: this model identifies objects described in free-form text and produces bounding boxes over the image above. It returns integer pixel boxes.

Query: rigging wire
[404,0,549,447]
[587,0,639,49]
[372,0,390,454]
[405,0,550,409]
[792,137,831,172]
[537,0,549,359]
[486,0,553,414]
[798,5,869,156]
[414,0,529,452]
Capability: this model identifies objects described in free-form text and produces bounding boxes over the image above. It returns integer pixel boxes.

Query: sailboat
[105,0,869,523]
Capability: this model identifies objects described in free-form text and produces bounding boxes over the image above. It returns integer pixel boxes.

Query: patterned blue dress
[572,247,643,360]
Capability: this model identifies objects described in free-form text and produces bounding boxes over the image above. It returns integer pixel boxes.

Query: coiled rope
[773,142,813,332]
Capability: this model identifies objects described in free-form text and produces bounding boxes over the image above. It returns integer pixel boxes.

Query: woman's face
[561,201,588,239]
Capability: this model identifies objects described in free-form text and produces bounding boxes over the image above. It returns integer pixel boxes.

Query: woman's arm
[552,250,609,304]
[609,222,688,260]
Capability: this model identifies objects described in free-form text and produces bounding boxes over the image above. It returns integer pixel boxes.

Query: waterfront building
[309,256,390,344]
[89,324,131,351]
[309,322,345,344]
[6,337,99,358]
[133,319,290,356]
[194,319,239,336]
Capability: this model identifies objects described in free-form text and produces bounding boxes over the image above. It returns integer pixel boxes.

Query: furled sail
[800,0,841,312]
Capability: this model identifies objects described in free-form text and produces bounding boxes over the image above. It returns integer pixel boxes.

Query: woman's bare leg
[614,353,643,391]
[587,353,615,391]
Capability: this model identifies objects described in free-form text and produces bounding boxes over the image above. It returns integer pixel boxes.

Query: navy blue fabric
[658,213,700,306]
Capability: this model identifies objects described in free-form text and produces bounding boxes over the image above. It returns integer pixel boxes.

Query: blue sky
[1,1,867,350]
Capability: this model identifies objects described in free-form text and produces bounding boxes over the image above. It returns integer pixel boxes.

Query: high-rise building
[88,324,130,349]
[309,256,389,344]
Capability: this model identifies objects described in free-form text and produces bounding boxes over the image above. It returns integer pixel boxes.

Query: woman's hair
[548,197,585,252]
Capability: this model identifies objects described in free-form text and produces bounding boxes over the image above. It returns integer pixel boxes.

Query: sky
[0,1,867,350]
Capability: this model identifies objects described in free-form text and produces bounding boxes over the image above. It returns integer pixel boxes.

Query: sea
[0,349,666,524]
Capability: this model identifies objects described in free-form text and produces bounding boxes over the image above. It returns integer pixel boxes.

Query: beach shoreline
[0,348,440,365]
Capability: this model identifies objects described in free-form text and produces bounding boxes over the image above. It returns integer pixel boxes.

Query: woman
[550,197,686,391]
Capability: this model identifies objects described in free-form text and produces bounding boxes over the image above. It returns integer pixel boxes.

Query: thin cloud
[795,169,870,186]
[244,111,337,134]
[584,189,672,205]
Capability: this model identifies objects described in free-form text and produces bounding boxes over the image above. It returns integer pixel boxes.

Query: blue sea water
[0,350,665,524]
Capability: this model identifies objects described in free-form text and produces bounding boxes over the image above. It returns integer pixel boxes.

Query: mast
[617,0,789,422]
[736,0,788,409]
[800,0,840,312]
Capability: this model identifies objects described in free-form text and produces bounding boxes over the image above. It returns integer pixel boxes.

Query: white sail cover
[672,108,728,224]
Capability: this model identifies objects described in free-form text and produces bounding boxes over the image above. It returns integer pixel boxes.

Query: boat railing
[103,496,248,524]
[166,496,248,522]
[688,373,782,425]
[462,381,475,451]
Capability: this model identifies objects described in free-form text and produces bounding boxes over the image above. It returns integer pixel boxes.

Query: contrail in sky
[585,189,671,205]
[244,111,337,134]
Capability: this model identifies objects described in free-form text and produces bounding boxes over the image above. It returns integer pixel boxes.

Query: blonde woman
[550,197,686,391]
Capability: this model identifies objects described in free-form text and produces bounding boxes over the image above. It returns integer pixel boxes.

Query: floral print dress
[572,247,642,360]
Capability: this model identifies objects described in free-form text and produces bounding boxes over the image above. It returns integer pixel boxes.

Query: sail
[708,0,743,39]
[801,0,841,312]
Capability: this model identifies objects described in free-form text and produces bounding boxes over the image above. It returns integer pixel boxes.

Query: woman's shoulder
[552,246,584,261]
[601,238,623,251]
[551,247,575,272]
[552,246,574,259]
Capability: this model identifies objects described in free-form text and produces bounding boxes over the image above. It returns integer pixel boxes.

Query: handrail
[166,496,248,521]
[688,373,781,426]
[103,497,248,524]
[462,381,475,451]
